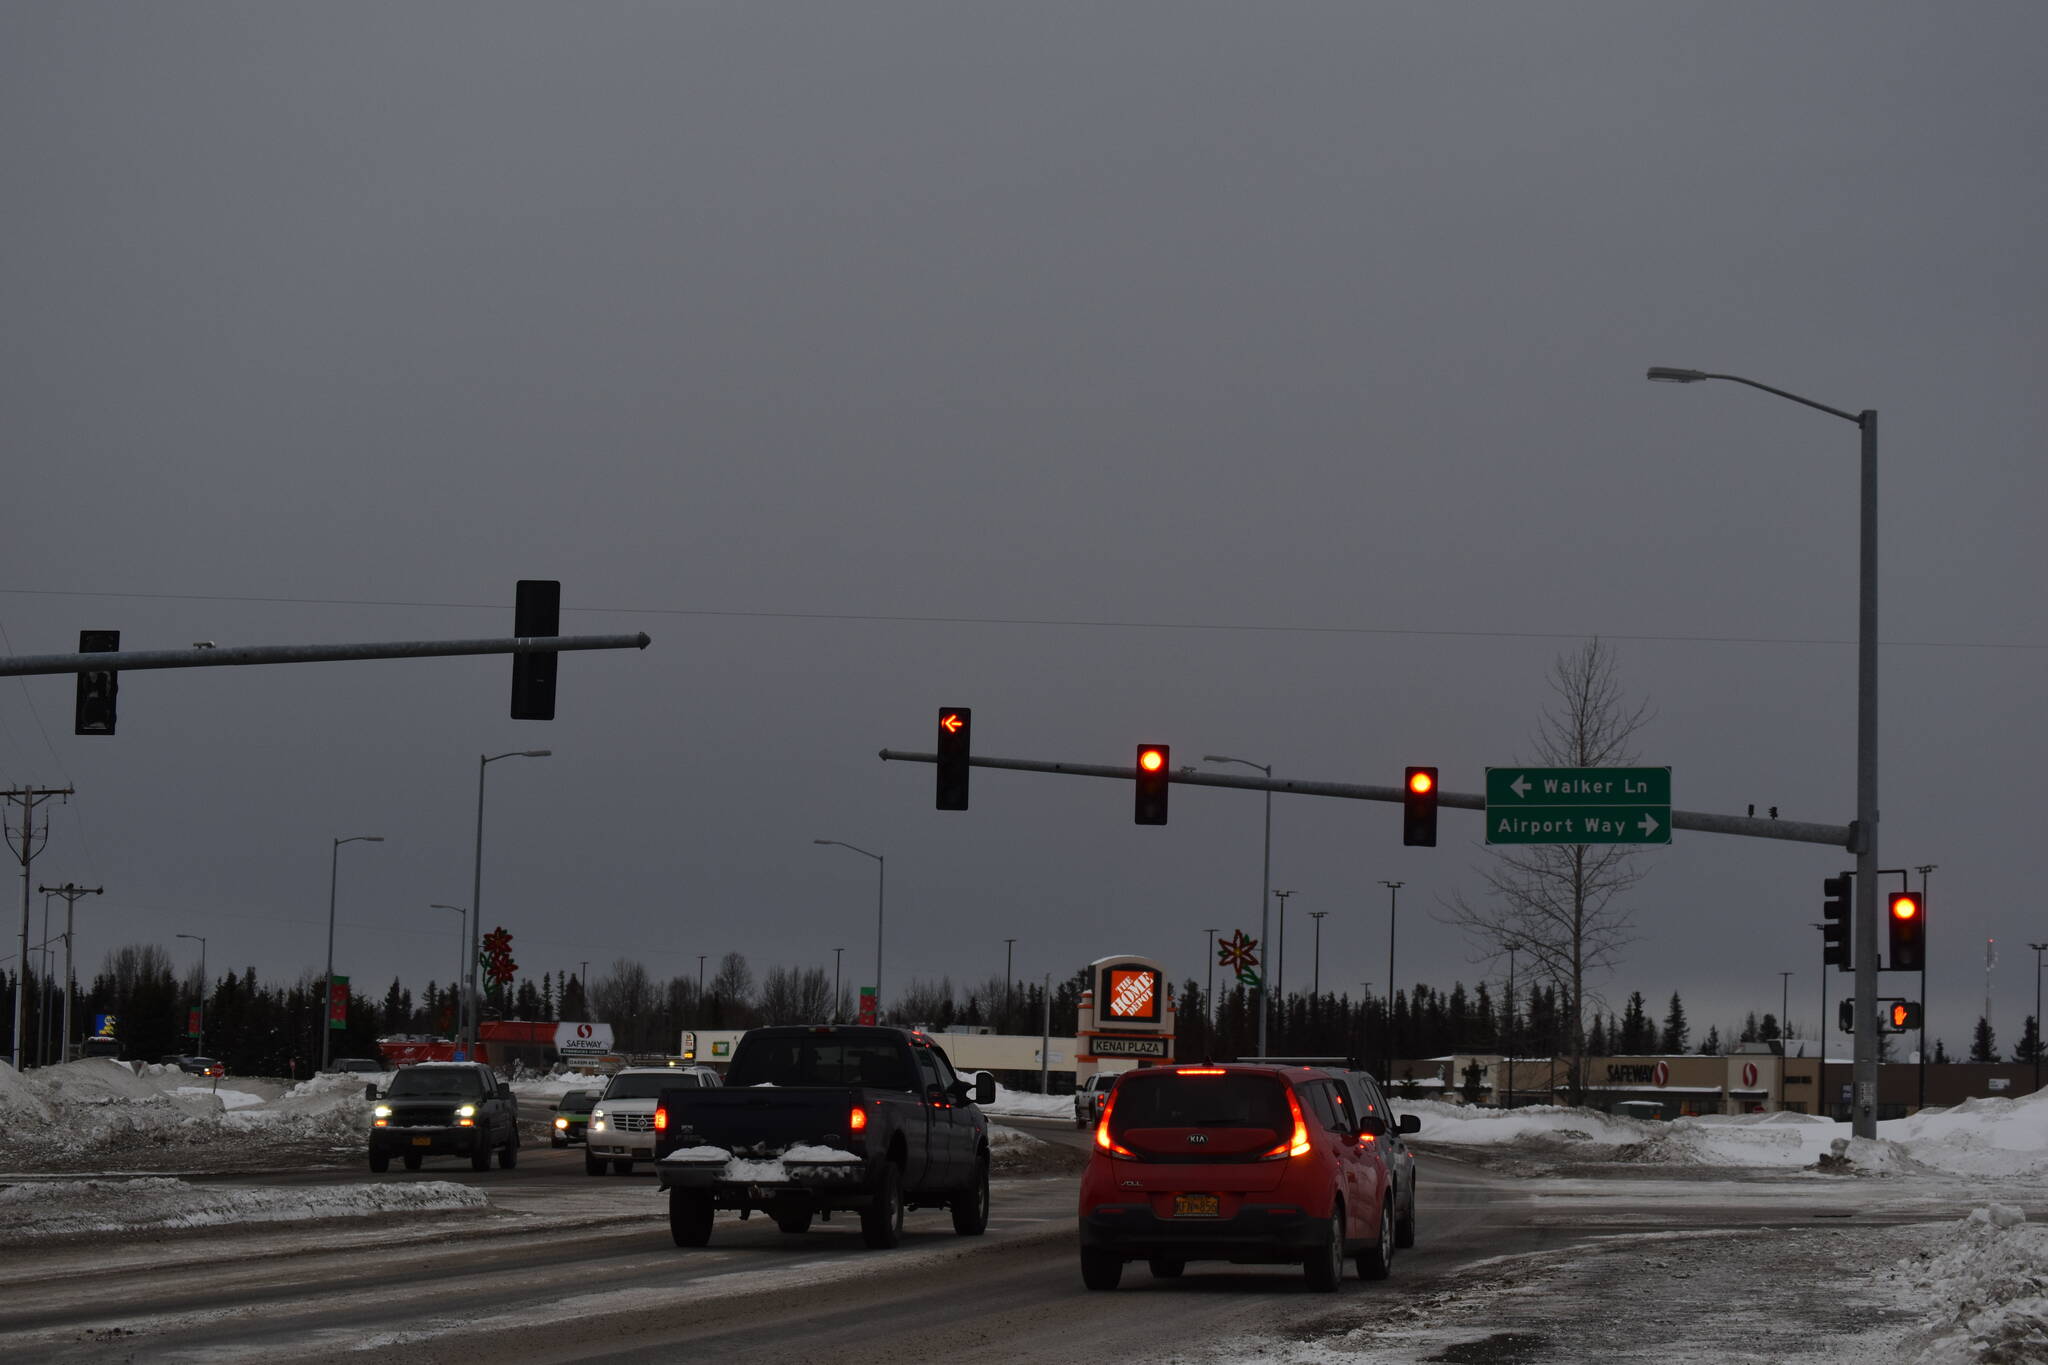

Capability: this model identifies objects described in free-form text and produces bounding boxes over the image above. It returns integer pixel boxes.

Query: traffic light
[1402,767,1438,847]
[509,579,560,720]
[1837,998,1855,1035]
[1888,1000,1922,1032]
[74,630,119,736]
[1134,745,1170,825]
[1821,874,1852,970]
[1888,891,1925,972]
[935,708,972,811]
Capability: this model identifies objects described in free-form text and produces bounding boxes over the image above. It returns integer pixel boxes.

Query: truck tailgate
[661,1086,864,1152]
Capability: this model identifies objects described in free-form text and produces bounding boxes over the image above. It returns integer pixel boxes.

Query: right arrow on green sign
[1484,767,1673,845]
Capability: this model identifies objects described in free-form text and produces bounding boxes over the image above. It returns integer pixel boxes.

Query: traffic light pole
[877,750,1856,849]
[0,632,651,678]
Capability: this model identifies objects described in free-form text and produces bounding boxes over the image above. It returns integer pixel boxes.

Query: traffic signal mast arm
[877,748,1857,850]
[1,633,651,677]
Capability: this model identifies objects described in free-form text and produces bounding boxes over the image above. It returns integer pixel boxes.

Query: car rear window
[727,1039,912,1092]
[1107,1071,1291,1135]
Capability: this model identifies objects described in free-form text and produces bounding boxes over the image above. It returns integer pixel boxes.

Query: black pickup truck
[654,1025,995,1249]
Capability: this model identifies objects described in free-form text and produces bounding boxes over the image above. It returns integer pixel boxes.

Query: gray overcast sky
[4,3,2044,1051]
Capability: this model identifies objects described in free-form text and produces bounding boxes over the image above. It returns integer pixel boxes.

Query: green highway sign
[1485,767,1672,845]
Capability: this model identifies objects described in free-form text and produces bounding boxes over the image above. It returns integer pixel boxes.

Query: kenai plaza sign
[1484,767,1672,845]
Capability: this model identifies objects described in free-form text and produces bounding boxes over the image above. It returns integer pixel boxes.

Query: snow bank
[0,1175,486,1240]
[1884,1205,2048,1363]
[978,1081,1073,1121]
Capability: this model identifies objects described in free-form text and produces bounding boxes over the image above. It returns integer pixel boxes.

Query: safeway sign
[554,1021,614,1056]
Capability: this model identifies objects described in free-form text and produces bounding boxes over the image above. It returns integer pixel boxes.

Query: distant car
[588,1066,721,1175]
[162,1055,225,1078]
[329,1058,385,1075]
[367,1061,521,1173]
[552,1089,598,1148]
[1074,1072,1119,1129]
[1319,1067,1420,1249]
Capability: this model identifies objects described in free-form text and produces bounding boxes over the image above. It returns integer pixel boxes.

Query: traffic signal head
[1403,767,1438,847]
[74,630,120,736]
[509,579,561,720]
[935,708,972,811]
[1134,745,1170,825]
[1888,1000,1922,1032]
[1888,891,1925,972]
[1821,874,1852,970]
[1837,998,1855,1035]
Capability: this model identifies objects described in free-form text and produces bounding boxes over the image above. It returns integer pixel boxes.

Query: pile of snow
[1403,1088,2048,1180]
[978,1080,1074,1121]
[1884,1205,2048,1362]
[0,1175,486,1240]
[661,1142,862,1183]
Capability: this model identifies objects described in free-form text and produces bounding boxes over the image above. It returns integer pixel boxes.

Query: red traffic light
[1139,748,1166,773]
[1134,745,1170,824]
[1890,894,1920,921]
[1408,769,1434,795]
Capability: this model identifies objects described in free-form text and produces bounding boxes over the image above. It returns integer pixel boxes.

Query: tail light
[850,1105,869,1132]
[654,1106,668,1132]
[1261,1087,1313,1160]
[1094,1086,1138,1159]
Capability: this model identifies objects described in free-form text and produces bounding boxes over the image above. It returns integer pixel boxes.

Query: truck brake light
[850,1105,868,1132]
[654,1106,668,1131]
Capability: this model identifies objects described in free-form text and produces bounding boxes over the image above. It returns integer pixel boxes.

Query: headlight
[592,1120,606,1133]
[373,1105,393,1119]
[554,1117,568,1129]
[591,1108,605,1120]
[456,1104,476,1118]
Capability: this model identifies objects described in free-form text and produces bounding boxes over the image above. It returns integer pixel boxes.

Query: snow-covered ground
[4,1060,2043,1361]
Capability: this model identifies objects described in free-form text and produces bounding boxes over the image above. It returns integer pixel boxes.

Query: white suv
[586,1066,720,1175]
[1074,1072,1119,1129]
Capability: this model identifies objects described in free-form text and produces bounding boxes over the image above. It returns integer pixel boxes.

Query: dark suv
[1077,1063,1414,1291]
[367,1062,521,1173]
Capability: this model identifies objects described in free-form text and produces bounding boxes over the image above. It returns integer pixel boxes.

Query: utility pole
[6,786,73,1071]
[1003,938,1017,1030]
[39,883,102,1064]
[1777,970,1794,1113]
[1380,881,1404,1082]
[1203,928,1217,1032]
[1309,911,1328,996]
[1917,864,1936,1111]
[1271,890,1294,1016]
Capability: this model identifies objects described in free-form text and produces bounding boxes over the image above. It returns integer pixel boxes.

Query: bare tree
[710,952,754,1010]
[1439,638,1650,1103]
[892,976,955,1027]
[756,965,833,1024]
[590,959,655,1050]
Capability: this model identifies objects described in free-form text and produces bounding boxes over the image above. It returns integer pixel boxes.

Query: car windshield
[727,1038,912,1092]
[1109,1072,1291,1133]
[601,1073,687,1100]
[557,1091,594,1112]
[385,1069,483,1099]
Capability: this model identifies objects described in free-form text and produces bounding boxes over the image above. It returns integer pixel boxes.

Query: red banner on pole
[857,987,877,1027]
[327,975,349,1029]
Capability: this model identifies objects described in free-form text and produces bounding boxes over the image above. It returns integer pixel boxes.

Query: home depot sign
[1079,954,1173,1067]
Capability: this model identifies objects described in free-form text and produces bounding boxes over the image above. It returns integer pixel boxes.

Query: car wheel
[551,1136,567,1149]
[368,1151,390,1174]
[950,1156,991,1236]
[470,1139,493,1172]
[1304,1202,1345,1292]
[860,1161,905,1249]
[498,1139,518,1169]
[613,1159,634,1176]
[1395,1185,1416,1249]
[1147,1257,1185,1280]
[669,1189,714,1247]
[585,1151,607,1177]
[1356,1197,1394,1282]
[1080,1248,1123,1291]
[402,1152,423,1171]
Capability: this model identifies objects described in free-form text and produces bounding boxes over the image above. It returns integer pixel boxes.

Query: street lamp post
[322,835,384,1072]
[1309,911,1327,996]
[1917,864,1937,1111]
[833,947,845,1023]
[1649,366,1880,1139]
[429,905,466,1036]
[2030,941,2048,1095]
[176,933,207,1056]
[1203,928,1218,1030]
[1778,969,1794,1113]
[815,840,885,1020]
[1504,946,1517,1110]
[1271,890,1295,1010]
[1003,938,1017,1031]
[1381,880,1403,1081]
[469,750,550,1058]
[1204,755,1273,1054]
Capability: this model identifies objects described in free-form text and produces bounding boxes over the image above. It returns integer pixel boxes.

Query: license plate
[1173,1194,1219,1218]
[411,1136,433,1146]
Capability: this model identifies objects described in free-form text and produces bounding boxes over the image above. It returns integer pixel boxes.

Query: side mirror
[1398,1113,1420,1135]
[1357,1113,1389,1138]
[974,1072,996,1106]
[364,1084,379,1101]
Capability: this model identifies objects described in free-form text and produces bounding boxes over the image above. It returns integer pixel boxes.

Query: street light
[470,750,550,1057]
[323,835,384,1072]
[1649,364,1879,1138]
[1204,754,1273,1054]
[2031,941,2048,1095]
[833,947,845,1023]
[1203,928,1218,1030]
[176,933,207,1057]
[428,905,466,1037]
[1308,911,1328,996]
[1003,938,1017,1030]
[1381,880,1403,1081]
[815,840,885,1020]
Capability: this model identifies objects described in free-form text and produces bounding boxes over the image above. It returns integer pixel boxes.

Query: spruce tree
[1659,992,1689,1053]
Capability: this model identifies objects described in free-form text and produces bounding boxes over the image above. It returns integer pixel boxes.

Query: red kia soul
[1077,1063,1405,1291]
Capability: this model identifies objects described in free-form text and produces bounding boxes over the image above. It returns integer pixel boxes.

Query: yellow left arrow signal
[941,713,964,733]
